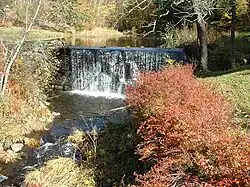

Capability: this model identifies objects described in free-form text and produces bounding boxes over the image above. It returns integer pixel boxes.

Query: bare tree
[117,0,218,70]
[171,0,216,71]
[0,0,42,95]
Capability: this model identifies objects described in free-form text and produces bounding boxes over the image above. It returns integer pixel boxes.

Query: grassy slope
[200,66,250,128]
[0,27,64,41]
[25,158,95,187]
[0,27,124,41]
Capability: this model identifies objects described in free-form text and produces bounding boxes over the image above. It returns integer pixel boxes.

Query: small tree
[0,0,42,95]
[172,0,217,71]
[124,0,223,71]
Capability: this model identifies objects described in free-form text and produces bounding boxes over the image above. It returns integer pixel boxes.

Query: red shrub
[126,65,250,186]
[7,79,25,114]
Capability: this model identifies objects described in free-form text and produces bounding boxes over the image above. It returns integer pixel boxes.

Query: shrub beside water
[126,65,250,186]
[0,42,57,139]
[0,41,60,167]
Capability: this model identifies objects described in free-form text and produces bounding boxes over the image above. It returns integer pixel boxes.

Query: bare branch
[172,0,217,23]
[1,0,42,95]
[113,0,153,27]
[143,20,156,37]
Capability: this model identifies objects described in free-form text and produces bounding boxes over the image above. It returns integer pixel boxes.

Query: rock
[11,143,24,153]
[0,175,8,183]
[52,111,61,116]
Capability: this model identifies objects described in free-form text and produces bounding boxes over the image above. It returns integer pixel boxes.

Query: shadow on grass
[196,65,250,78]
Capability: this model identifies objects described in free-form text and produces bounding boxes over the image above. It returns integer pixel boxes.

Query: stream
[1,36,160,187]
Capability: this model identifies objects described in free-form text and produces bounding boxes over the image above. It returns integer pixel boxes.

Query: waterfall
[68,47,185,98]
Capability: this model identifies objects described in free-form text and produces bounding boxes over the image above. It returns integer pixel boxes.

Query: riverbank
[22,64,250,187]
[0,26,126,185]
[126,65,250,186]
[0,40,64,184]
[0,27,124,41]
[0,27,64,41]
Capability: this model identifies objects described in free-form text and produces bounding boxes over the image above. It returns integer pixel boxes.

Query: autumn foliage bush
[126,65,250,186]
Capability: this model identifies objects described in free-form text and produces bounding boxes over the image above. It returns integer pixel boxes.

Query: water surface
[71,36,162,47]
[49,91,124,122]
[54,35,160,120]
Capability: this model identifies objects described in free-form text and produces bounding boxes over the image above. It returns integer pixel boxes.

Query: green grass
[201,66,250,113]
[0,27,64,41]
[0,26,124,42]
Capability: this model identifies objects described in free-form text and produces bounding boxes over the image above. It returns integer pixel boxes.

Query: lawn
[0,26,124,42]
[200,66,250,128]
[0,27,64,41]
[201,66,250,113]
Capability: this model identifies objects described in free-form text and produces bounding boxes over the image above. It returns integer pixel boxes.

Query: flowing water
[56,36,162,113]
[1,36,163,186]
[35,37,155,165]
[66,36,164,98]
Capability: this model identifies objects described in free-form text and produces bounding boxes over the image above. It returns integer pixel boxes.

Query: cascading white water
[70,49,139,98]
[69,47,185,98]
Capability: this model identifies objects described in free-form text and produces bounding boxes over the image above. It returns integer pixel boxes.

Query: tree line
[0,0,249,71]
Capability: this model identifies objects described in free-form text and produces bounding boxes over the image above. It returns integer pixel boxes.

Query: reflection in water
[49,91,124,122]
[74,36,162,47]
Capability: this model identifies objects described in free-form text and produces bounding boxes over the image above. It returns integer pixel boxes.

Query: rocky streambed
[1,91,131,186]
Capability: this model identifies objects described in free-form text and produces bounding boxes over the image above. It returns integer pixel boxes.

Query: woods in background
[0,0,249,72]
[0,0,248,34]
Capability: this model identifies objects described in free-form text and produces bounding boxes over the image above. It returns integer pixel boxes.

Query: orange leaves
[126,65,250,186]
[6,79,25,114]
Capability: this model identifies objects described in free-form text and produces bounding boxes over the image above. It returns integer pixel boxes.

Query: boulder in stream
[0,175,8,183]
[11,143,24,153]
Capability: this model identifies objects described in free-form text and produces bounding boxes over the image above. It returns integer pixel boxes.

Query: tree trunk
[230,0,236,68]
[196,19,208,71]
